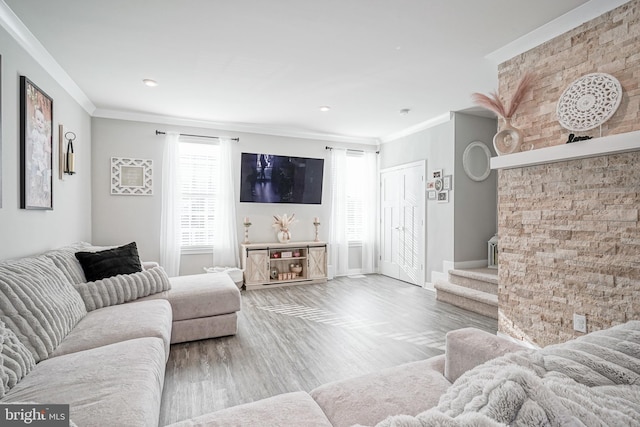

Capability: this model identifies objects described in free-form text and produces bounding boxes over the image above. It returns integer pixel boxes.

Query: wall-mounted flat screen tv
[240,153,324,204]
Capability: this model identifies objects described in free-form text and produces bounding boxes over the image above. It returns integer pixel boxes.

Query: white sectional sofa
[0,242,241,426]
[2,241,639,426]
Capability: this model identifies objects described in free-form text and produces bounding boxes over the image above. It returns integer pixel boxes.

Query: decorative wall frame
[556,73,622,132]
[427,190,437,200]
[110,157,153,195]
[20,76,53,210]
[432,169,442,179]
[462,141,491,182]
[437,190,449,203]
[443,175,452,190]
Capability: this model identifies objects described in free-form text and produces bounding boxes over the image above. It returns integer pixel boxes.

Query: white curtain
[160,132,182,277]
[213,138,240,267]
[330,148,349,276]
[361,151,378,273]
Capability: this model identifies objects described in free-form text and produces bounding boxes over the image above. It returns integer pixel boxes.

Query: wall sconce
[64,131,76,175]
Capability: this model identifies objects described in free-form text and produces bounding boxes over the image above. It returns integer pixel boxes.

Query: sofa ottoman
[310,356,451,427]
[140,272,241,343]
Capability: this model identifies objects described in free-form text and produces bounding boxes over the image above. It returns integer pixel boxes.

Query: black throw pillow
[75,242,143,282]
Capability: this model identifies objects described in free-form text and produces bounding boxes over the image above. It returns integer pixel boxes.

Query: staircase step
[448,268,498,295]
[434,280,498,319]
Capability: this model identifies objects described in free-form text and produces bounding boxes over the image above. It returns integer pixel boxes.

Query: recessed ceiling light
[319,106,331,112]
[399,108,411,115]
[143,79,158,87]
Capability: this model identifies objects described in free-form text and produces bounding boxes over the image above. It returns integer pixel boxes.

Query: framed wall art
[110,157,153,195]
[20,76,53,210]
[443,175,452,190]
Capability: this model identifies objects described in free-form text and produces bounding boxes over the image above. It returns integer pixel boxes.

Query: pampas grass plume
[471,91,506,118]
[472,72,533,119]
[506,72,534,118]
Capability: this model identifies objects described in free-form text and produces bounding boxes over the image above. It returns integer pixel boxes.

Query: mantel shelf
[490,130,640,170]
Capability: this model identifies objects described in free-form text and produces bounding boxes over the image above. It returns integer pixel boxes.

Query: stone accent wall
[498,1,640,150]
[495,1,640,346]
[498,152,640,347]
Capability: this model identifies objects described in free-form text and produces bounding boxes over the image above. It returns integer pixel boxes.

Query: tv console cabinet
[241,241,328,290]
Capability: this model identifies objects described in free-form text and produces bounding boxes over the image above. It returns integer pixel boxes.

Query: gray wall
[379,118,455,282]
[453,113,497,263]
[379,112,497,283]
[91,117,369,275]
[0,27,92,259]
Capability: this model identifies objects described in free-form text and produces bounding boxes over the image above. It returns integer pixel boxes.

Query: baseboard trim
[430,271,448,284]
[454,259,488,269]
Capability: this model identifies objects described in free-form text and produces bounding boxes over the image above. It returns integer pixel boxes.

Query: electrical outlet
[573,313,587,333]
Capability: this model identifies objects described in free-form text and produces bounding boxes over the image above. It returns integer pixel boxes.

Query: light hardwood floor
[159,274,497,426]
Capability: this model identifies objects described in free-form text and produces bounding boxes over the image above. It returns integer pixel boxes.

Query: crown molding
[0,1,96,114]
[486,0,630,64]
[380,112,453,144]
[93,109,381,145]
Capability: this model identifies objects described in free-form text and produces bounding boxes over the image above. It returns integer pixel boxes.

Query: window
[345,152,365,242]
[179,141,219,249]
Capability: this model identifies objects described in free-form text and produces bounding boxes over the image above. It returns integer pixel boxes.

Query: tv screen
[240,153,324,204]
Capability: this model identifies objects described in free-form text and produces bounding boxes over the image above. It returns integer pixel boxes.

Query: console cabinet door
[307,246,327,279]
[245,250,269,284]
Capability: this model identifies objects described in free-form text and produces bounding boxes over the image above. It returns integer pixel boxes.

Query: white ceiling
[3,0,617,143]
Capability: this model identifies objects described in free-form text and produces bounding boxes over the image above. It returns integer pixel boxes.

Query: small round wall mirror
[463,141,491,182]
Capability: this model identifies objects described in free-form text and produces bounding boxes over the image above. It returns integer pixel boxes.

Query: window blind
[179,142,219,248]
[345,152,365,242]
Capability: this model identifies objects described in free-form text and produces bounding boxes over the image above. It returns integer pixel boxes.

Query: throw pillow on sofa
[0,319,36,399]
[0,256,87,363]
[44,241,105,284]
[73,266,172,311]
[75,242,142,282]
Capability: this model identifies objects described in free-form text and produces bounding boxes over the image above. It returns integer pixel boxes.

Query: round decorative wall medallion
[463,141,491,182]
[556,73,622,131]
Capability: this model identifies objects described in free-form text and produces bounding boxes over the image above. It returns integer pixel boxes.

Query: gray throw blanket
[372,321,640,426]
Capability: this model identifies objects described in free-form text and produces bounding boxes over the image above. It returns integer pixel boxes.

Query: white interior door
[379,161,425,286]
[380,169,400,278]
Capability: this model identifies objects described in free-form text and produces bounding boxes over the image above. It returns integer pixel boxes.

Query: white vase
[277,230,291,243]
[493,117,522,155]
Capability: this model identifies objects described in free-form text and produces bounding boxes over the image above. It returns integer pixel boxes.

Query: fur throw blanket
[372,321,640,427]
